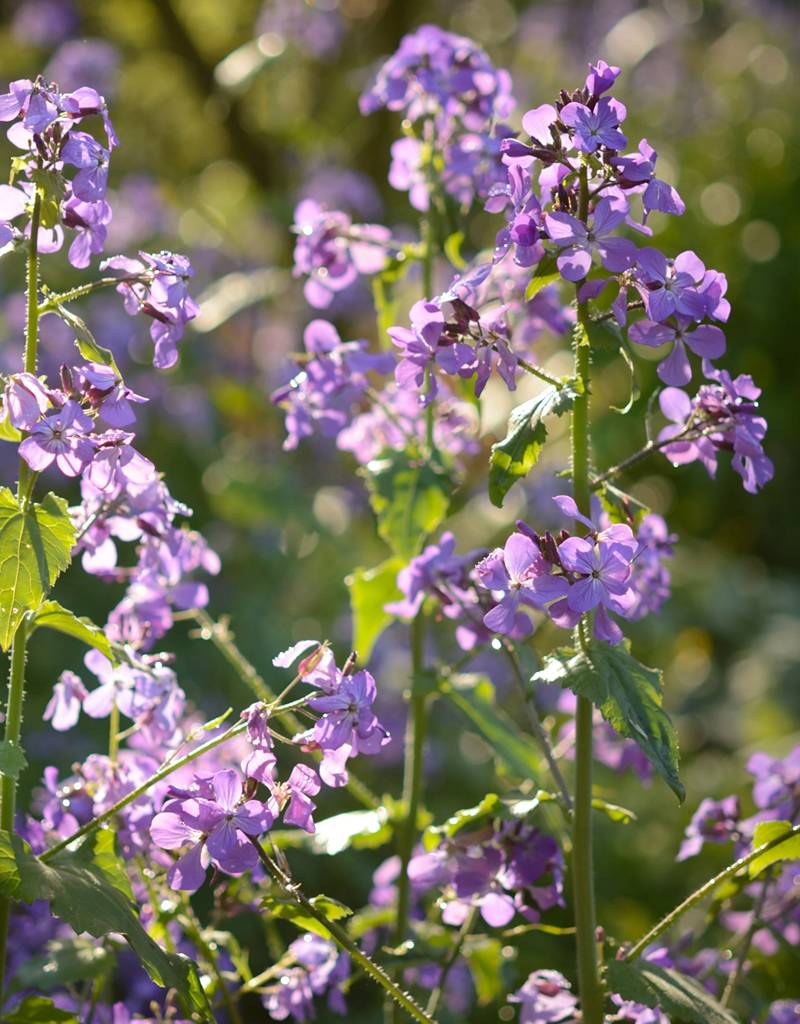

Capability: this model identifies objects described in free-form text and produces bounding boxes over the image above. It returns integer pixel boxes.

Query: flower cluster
[361,24,514,212]
[0,75,116,267]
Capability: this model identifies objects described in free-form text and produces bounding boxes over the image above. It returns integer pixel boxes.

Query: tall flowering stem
[569,163,605,1024]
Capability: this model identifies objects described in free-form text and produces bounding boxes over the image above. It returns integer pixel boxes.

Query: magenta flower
[557,534,636,645]
[18,400,93,476]
[308,670,389,756]
[545,196,636,282]
[4,372,50,430]
[150,769,273,892]
[389,300,448,406]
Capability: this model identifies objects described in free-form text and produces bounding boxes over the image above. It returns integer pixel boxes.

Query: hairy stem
[250,837,437,1024]
[425,906,477,1016]
[516,356,565,389]
[0,616,30,1000]
[394,613,428,944]
[623,824,800,960]
[23,192,43,375]
[569,163,605,1024]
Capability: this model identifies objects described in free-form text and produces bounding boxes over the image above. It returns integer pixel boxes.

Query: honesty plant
[0,28,794,1024]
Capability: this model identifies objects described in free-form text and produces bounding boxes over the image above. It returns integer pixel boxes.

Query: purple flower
[4,372,50,429]
[508,969,578,1023]
[486,163,544,268]
[747,746,800,817]
[385,532,465,619]
[61,130,109,202]
[766,1001,800,1024]
[628,316,725,386]
[560,96,627,154]
[545,196,636,282]
[279,764,321,833]
[101,251,198,369]
[677,796,741,861]
[475,532,550,636]
[261,933,350,1021]
[308,670,389,756]
[625,514,675,621]
[557,531,636,645]
[612,140,685,220]
[389,300,446,406]
[18,400,93,476]
[150,769,273,891]
[636,248,706,322]
[585,59,621,98]
[43,671,87,732]
[78,362,147,427]
[61,196,111,268]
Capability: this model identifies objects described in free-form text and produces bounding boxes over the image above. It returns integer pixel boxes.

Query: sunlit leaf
[364,452,451,560]
[346,558,403,662]
[31,600,115,661]
[605,959,738,1024]
[748,820,800,878]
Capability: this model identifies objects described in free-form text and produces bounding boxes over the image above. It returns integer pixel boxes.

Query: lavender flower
[677,796,741,861]
[507,969,578,1023]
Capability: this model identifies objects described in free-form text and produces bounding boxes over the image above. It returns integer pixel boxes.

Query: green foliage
[0,829,210,1017]
[1,996,80,1024]
[748,821,800,877]
[534,641,684,801]
[10,938,114,994]
[54,305,121,376]
[438,674,544,784]
[364,451,451,560]
[0,488,75,650]
[308,807,391,856]
[524,253,560,301]
[262,893,352,939]
[465,937,507,1004]
[422,790,555,850]
[488,384,577,507]
[598,482,650,527]
[30,600,115,661]
[0,739,28,782]
[346,557,403,662]
[605,959,739,1024]
[371,248,415,340]
[592,798,637,824]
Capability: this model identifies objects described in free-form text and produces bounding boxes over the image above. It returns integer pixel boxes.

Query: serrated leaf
[309,807,390,856]
[748,821,800,878]
[53,306,121,375]
[525,254,560,301]
[1,996,79,1024]
[489,385,577,507]
[0,829,19,898]
[346,558,403,662]
[364,452,451,560]
[534,641,684,801]
[30,600,115,661]
[0,488,75,650]
[465,937,507,1004]
[10,938,114,994]
[605,959,739,1024]
[440,675,543,785]
[0,739,27,782]
[262,894,352,939]
[8,829,210,1017]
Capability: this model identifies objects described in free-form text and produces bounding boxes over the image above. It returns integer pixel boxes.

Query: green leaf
[309,807,391,856]
[592,798,637,824]
[262,894,352,939]
[54,306,121,375]
[489,385,577,507]
[10,938,114,994]
[534,641,684,801]
[439,675,543,784]
[0,829,19,898]
[364,452,451,560]
[0,739,27,782]
[605,959,739,1024]
[8,829,211,1017]
[748,821,800,878]
[30,601,115,661]
[524,253,560,301]
[423,793,501,850]
[372,250,414,340]
[346,558,403,662]
[0,414,21,443]
[1,996,79,1024]
[0,488,75,651]
[465,937,507,1004]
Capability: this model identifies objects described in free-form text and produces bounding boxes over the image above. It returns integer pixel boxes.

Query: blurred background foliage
[1,0,798,1018]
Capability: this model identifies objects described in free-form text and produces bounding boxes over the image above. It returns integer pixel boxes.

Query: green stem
[250,837,437,1023]
[108,703,120,768]
[0,615,30,1000]
[37,274,140,315]
[24,192,43,375]
[623,824,800,960]
[569,163,605,1024]
[181,902,243,1024]
[393,613,428,945]
[516,357,565,389]
[720,869,772,1008]
[425,906,477,1017]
